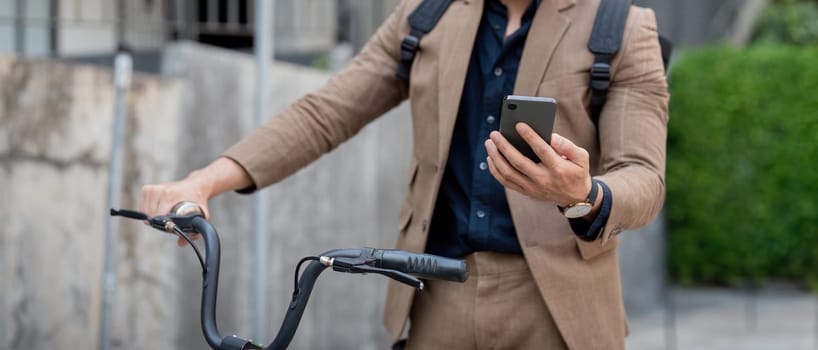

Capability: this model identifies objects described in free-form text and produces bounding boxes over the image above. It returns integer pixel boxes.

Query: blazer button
[422,220,428,232]
[434,164,439,173]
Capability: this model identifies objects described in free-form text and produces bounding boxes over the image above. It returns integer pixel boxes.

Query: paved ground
[626,286,818,350]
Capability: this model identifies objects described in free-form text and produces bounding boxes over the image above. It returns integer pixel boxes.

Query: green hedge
[667,45,818,288]
[753,1,818,45]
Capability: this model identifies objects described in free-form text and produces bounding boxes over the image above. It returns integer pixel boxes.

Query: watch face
[564,203,592,218]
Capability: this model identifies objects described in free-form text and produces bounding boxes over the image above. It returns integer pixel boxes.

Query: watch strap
[586,178,600,206]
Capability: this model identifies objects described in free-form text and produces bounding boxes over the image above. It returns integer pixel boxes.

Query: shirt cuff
[568,180,612,241]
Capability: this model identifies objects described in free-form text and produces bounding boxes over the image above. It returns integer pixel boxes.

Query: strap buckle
[589,61,611,92]
[400,34,421,61]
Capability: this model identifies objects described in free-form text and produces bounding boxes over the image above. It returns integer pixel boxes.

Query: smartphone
[499,95,557,162]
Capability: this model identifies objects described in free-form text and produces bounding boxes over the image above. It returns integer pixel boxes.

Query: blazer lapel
[437,0,484,164]
[513,0,575,95]
[507,0,575,240]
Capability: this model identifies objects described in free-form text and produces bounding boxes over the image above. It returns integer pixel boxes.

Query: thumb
[551,133,589,165]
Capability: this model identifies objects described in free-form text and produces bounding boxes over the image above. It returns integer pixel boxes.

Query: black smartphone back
[499,95,557,162]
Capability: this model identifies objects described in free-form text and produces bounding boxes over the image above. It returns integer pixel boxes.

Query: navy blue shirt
[426,0,612,258]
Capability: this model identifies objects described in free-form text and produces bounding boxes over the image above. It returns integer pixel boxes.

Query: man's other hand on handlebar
[138,156,254,246]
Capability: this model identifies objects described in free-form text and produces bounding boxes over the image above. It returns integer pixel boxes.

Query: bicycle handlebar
[190,216,227,349]
[110,204,469,350]
[372,249,469,283]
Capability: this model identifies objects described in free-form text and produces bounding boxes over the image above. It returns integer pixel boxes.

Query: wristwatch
[559,179,599,219]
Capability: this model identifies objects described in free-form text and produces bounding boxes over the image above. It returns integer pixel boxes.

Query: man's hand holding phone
[485,124,596,218]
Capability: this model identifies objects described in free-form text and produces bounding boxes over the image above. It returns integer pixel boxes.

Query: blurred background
[0,0,816,349]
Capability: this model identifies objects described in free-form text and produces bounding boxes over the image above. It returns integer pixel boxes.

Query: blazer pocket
[575,235,619,260]
[398,159,419,235]
[407,158,419,188]
[398,204,414,235]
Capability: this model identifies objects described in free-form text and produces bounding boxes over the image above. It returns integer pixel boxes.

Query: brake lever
[110,208,169,232]
[110,208,202,234]
[110,208,150,221]
[110,207,208,271]
[334,264,424,290]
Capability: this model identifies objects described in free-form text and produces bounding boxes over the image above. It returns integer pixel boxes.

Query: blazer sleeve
[593,6,670,243]
[222,1,410,191]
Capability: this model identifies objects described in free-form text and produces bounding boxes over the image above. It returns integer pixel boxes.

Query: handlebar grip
[373,249,469,282]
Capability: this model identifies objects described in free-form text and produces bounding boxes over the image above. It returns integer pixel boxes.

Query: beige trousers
[406,251,568,350]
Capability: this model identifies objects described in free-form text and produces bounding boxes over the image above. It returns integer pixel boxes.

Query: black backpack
[394,0,672,125]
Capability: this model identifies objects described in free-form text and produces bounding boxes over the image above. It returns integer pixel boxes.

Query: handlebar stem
[193,218,366,350]
[265,261,326,350]
[193,216,225,349]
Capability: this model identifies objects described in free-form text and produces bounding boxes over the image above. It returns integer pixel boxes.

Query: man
[140,0,668,348]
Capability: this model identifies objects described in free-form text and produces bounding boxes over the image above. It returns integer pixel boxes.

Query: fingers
[139,185,160,217]
[487,131,540,175]
[485,139,534,192]
[550,133,590,167]
[486,156,527,194]
[514,123,563,166]
[141,185,173,217]
[139,182,207,217]
[138,186,147,213]
[484,128,595,205]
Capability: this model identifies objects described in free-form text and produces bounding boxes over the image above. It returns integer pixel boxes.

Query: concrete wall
[0,54,183,349]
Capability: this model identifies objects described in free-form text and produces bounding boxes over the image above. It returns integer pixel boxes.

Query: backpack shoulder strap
[587,0,632,124]
[396,0,454,82]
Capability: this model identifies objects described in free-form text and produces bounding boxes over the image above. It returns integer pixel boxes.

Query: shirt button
[479,161,488,170]
[476,210,486,218]
[493,67,503,76]
[486,115,496,124]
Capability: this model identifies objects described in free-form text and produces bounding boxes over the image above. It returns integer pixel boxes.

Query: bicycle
[110,201,469,350]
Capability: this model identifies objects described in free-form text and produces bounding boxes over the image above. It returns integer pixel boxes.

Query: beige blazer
[224,0,669,348]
